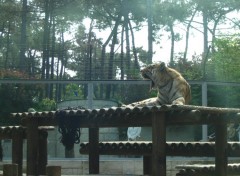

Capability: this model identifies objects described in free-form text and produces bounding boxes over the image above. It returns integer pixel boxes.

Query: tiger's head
[141,62,181,90]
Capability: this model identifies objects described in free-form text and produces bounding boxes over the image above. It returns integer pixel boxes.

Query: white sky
[66,11,239,68]
[83,18,204,64]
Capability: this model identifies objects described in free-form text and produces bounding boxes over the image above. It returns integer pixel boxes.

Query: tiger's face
[141,62,171,89]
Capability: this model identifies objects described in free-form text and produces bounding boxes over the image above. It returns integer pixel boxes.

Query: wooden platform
[80,141,240,157]
[11,105,240,176]
[176,163,240,176]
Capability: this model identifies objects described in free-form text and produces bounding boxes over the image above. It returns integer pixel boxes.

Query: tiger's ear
[160,62,166,71]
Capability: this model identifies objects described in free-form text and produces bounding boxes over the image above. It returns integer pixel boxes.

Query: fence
[1,79,240,141]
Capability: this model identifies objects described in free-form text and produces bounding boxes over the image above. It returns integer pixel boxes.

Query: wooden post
[89,128,99,174]
[3,163,18,176]
[38,130,48,175]
[152,112,166,176]
[26,118,39,175]
[46,166,61,176]
[215,119,227,176]
[12,127,24,176]
[143,155,152,175]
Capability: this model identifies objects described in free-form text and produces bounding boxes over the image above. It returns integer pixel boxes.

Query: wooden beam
[26,118,39,175]
[11,128,24,176]
[38,130,48,175]
[89,128,99,174]
[152,111,166,176]
[215,118,228,176]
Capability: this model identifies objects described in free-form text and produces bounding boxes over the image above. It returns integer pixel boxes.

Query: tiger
[126,62,191,107]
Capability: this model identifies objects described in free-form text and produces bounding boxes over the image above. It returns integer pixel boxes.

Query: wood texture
[152,111,166,176]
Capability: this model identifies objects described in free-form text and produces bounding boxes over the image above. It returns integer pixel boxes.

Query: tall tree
[19,0,28,71]
[147,0,153,64]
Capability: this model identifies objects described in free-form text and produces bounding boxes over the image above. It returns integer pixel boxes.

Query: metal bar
[0,79,151,85]
[87,82,93,109]
[202,82,208,141]
[1,79,240,86]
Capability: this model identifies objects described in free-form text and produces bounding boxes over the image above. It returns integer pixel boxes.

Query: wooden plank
[38,130,48,175]
[26,118,39,175]
[152,111,166,176]
[89,128,99,174]
[80,141,240,157]
[11,128,23,176]
[215,118,228,176]
[143,155,151,175]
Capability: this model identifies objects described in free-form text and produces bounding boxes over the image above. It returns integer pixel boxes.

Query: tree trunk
[184,8,197,61]
[42,0,50,80]
[202,7,208,79]
[27,49,36,77]
[147,0,153,64]
[124,14,131,78]
[55,43,61,102]
[106,17,120,99]
[58,30,65,101]
[83,20,94,98]
[50,13,55,100]
[4,21,10,69]
[128,20,139,70]
[120,25,124,80]
[100,15,121,98]
[169,24,175,67]
[19,0,27,71]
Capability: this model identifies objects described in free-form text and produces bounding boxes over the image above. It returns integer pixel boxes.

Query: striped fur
[127,62,191,107]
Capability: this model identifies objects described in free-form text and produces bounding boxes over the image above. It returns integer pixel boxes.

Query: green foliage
[207,35,240,82]
[63,84,84,100]
[208,86,240,108]
[0,70,38,125]
[204,36,240,108]
[36,98,56,111]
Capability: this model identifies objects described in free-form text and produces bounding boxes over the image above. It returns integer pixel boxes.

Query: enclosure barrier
[0,126,54,176]
[11,105,240,176]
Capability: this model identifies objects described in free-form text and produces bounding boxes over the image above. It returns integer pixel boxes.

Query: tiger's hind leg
[172,97,185,105]
[124,97,159,108]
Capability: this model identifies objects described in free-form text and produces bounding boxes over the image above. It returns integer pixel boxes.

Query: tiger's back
[156,66,191,105]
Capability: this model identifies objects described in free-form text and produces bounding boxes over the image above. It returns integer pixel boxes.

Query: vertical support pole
[202,82,208,141]
[27,118,39,175]
[143,155,152,175]
[152,112,166,176]
[87,82,93,109]
[215,119,227,176]
[89,128,99,174]
[3,163,18,176]
[46,166,61,176]
[38,130,48,175]
[12,127,23,176]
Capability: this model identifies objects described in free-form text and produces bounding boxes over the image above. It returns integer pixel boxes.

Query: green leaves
[208,36,240,82]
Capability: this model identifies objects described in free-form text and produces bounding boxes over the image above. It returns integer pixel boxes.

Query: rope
[57,106,84,150]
